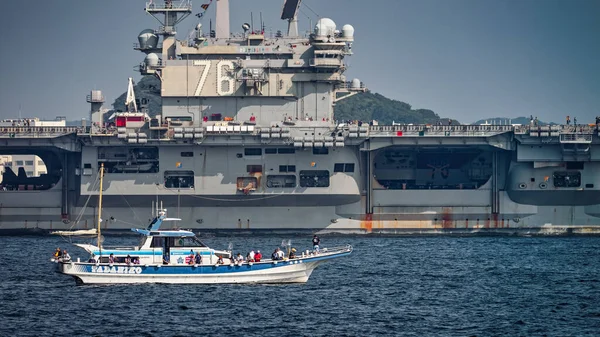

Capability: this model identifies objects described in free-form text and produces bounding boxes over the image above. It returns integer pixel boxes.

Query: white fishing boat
[52,164,352,284]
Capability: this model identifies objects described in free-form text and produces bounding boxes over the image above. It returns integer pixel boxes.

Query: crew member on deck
[289,248,297,259]
[194,252,202,265]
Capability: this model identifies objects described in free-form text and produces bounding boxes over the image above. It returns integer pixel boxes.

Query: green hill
[111,76,451,125]
[335,92,452,125]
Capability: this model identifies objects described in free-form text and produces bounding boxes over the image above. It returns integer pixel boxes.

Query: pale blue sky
[0,0,598,123]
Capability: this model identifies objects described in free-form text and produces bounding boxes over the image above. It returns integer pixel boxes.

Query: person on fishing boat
[187,251,195,265]
[125,255,132,265]
[312,235,320,252]
[217,256,224,264]
[61,250,71,262]
[88,254,96,263]
[254,250,262,262]
[54,247,62,259]
[108,253,115,264]
[194,252,202,265]
[289,248,297,259]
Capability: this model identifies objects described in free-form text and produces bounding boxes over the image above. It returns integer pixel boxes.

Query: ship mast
[97,163,104,258]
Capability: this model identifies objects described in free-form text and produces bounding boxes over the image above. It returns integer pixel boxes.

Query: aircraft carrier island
[1,0,599,234]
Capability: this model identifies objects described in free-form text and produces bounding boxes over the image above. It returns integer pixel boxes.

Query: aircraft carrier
[1,0,599,234]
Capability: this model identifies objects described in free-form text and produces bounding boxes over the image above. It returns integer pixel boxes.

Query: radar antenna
[125,78,138,113]
[145,0,193,36]
[281,0,302,36]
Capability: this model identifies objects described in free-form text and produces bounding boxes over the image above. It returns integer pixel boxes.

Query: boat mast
[98,163,104,258]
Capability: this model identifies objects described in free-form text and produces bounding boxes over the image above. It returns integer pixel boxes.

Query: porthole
[539,182,547,189]
[518,183,527,189]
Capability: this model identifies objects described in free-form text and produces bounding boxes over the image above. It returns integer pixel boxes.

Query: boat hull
[55,248,351,284]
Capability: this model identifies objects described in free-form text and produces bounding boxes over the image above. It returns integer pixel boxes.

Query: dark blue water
[1,235,600,336]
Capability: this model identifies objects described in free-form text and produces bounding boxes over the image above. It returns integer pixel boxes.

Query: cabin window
[278,148,295,154]
[247,165,262,173]
[170,236,206,247]
[83,163,92,169]
[553,171,581,188]
[244,148,262,156]
[265,148,277,154]
[164,171,194,188]
[181,152,194,157]
[151,237,165,248]
[267,175,297,188]
[279,165,296,173]
[299,170,330,187]
[313,148,329,155]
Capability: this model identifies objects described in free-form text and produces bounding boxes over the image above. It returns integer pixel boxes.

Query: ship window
[299,170,330,187]
[164,171,194,188]
[84,163,92,169]
[151,237,164,248]
[247,165,262,173]
[313,148,329,155]
[334,163,355,173]
[25,161,34,166]
[265,148,277,154]
[4,162,11,167]
[37,160,44,166]
[237,177,258,192]
[172,236,206,247]
[244,148,262,156]
[279,165,296,173]
[278,148,295,154]
[553,171,581,188]
[181,152,194,157]
[267,175,297,188]
[566,162,584,170]
[15,161,23,166]
[586,184,594,188]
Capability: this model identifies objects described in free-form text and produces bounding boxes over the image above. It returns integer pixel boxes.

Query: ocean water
[1,235,600,336]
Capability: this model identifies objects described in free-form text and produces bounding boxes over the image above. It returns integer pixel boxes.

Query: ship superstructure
[0,0,599,234]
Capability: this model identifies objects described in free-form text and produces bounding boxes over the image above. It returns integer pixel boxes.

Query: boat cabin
[76,211,231,265]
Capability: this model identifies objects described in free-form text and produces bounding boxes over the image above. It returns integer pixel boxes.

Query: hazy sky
[0,0,598,124]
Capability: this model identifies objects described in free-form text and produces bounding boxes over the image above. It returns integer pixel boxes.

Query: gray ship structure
[1,0,599,234]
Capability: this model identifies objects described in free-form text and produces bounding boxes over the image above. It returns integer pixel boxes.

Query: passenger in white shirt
[247,250,255,262]
[236,253,244,265]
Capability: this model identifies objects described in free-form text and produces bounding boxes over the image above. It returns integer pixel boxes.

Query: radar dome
[314,18,336,37]
[342,24,355,38]
[138,29,159,49]
[145,53,160,67]
[351,78,361,89]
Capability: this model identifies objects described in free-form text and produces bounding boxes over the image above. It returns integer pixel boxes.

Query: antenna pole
[251,12,254,33]
[97,163,104,258]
